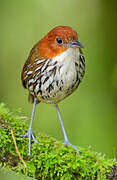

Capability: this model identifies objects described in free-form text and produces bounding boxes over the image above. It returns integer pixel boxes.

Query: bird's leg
[20,98,38,155]
[56,104,79,153]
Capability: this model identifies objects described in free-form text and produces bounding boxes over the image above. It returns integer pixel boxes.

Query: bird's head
[38,26,84,58]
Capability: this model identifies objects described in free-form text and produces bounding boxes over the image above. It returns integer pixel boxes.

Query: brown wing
[21,43,47,103]
[21,42,46,89]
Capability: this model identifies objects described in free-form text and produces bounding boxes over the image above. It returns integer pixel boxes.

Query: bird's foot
[20,129,38,143]
[64,139,79,154]
[20,128,38,155]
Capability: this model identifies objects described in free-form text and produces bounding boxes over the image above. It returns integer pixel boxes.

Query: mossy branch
[0,103,117,179]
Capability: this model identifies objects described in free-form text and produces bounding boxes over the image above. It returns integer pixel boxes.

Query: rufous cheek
[49,43,67,58]
[38,41,67,58]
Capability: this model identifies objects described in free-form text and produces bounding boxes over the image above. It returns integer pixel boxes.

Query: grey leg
[20,98,38,155]
[56,104,79,153]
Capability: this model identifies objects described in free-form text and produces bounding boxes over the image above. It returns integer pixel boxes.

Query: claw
[64,140,79,154]
[32,134,39,143]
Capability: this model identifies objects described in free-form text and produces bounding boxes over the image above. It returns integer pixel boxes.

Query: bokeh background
[0,0,117,175]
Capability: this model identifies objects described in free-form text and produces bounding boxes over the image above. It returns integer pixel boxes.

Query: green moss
[0,103,117,179]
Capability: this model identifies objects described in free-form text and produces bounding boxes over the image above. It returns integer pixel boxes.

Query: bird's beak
[67,40,84,48]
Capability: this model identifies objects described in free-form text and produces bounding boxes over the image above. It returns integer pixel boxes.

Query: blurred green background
[0,0,117,166]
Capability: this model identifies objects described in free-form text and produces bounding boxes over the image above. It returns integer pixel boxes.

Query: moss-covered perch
[0,103,117,180]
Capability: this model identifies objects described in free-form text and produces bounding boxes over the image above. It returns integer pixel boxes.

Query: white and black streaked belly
[27,48,85,104]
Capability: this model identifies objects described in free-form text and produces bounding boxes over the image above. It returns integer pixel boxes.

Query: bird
[21,26,85,155]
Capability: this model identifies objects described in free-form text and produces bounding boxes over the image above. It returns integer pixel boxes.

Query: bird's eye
[56,38,63,44]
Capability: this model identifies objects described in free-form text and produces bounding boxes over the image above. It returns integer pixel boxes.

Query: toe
[63,140,79,154]
[32,134,39,143]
